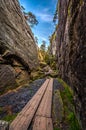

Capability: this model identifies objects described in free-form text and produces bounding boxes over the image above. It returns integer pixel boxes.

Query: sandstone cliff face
[56,0,86,129]
[0,0,38,93]
[50,31,57,56]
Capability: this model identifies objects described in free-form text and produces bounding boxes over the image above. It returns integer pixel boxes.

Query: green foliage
[21,6,38,27]
[53,1,59,24]
[39,41,57,70]
[21,5,25,11]
[40,41,46,52]
[45,54,57,70]
[39,41,57,77]
[24,12,38,27]
[3,113,18,122]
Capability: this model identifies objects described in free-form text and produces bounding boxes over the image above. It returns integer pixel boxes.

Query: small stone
[0,120,9,130]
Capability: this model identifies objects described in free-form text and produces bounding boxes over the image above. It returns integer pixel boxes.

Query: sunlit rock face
[56,0,86,129]
[0,0,38,92]
[50,31,57,56]
[51,39,57,56]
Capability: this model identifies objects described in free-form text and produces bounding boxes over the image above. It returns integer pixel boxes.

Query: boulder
[0,65,17,93]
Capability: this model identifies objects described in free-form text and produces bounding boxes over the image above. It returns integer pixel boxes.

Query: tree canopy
[53,2,58,24]
[21,6,38,27]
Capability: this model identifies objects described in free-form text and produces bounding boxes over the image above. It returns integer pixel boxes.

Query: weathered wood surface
[36,78,53,118]
[33,116,53,130]
[32,78,53,130]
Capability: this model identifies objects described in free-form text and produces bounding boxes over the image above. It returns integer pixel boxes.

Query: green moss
[0,107,4,114]
[2,113,18,123]
[67,112,81,130]
[57,78,81,130]
[54,128,61,130]
[57,78,73,103]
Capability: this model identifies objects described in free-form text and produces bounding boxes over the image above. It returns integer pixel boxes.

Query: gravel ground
[0,78,46,119]
[53,78,62,90]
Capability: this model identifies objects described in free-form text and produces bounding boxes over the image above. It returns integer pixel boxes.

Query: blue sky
[19,0,57,47]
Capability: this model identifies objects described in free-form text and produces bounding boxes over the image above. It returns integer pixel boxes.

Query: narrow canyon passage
[0,0,86,130]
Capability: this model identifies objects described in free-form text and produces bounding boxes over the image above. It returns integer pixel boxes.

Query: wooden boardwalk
[9,78,53,130]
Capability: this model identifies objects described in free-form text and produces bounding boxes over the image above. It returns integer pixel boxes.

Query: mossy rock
[2,113,18,123]
[57,78,81,130]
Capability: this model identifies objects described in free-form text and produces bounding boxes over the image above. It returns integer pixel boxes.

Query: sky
[19,0,57,47]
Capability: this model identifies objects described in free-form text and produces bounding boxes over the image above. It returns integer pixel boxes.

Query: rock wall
[56,0,86,129]
[50,31,57,56]
[0,0,38,93]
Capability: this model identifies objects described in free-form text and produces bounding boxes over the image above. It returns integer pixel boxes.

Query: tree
[35,36,38,45]
[21,6,38,27]
[40,41,46,52]
[21,5,25,11]
[53,3,58,25]
[25,12,38,27]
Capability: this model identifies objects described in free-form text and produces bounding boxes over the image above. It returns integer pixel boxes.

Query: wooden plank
[33,116,53,130]
[36,78,53,118]
[32,78,53,130]
[17,95,43,130]
[46,118,53,130]
[9,79,49,130]
[33,116,46,130]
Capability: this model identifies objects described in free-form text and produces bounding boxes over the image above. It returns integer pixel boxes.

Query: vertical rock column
[56,0,86,129]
